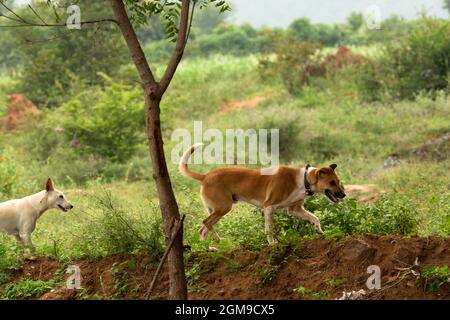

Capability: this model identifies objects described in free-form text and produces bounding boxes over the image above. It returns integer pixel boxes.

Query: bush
[189,24,263,57]
[305,196,419,237]
[72,190,164,259]
[289,17,346,47]
[358,17,450,101]
[12,0,128,107]
[0,149,22,199]
[60,78,145,163]
[259,40,324,96]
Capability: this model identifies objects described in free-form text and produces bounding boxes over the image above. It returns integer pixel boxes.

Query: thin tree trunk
[111,0,187,300]
[146,96,187,300]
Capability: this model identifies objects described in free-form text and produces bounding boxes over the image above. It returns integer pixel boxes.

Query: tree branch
[0,18,118,28]
[158,0,191,95]
[110,0,158,96]
[27,4,48,25]
[0,1,118,28]
[0,1,27,24]
[185,1,196,44]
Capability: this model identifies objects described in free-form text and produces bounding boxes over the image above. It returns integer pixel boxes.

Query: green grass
[0,53,449,285]
[0,73,15,117]
[2,279,54,300]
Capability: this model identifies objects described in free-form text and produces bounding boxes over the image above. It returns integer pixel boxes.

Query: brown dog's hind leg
[201,207,231,242]
[199,189,233,242]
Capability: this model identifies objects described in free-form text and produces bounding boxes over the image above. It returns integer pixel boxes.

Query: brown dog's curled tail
[179,143,205,181]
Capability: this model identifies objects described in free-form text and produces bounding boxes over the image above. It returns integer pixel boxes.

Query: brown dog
[179,144,346,245]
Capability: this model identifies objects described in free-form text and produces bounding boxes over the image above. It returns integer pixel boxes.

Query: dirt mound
[0,94,40,131]
[219,94,276,112]
[345,184,379,203]
[5,236,449,300]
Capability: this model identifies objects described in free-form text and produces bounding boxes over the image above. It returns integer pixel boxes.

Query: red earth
[0,94,39,131]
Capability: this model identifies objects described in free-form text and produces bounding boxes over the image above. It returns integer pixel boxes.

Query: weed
[295,286,331,300]
[256,266,280,284]
[419,265,450,292]
[111,262,132,299]
[186,262,206,293]
[2,279,54,300]
[225,259,242,275]
[324,278,347,288]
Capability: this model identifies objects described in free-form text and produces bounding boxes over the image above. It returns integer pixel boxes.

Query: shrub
[259,40,323,96]
[358,17,450,101]
[72,189,164,259]
[189,24,262,57]
[306,196,419,237]
[419,265,450,292]
[2,279,53,300]
[60,78,145,163]
[13,1,128,107]
[0,150,22,199]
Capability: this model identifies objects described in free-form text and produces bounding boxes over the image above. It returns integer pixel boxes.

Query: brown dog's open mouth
[325,189,339,204]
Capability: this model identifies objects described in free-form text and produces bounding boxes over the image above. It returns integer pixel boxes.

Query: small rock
[341,239,377,262]
[394,246,418,265]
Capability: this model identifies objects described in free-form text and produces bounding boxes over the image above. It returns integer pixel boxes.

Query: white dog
[0,178,73,257]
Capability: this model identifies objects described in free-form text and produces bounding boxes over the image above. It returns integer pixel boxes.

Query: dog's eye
[330,181,337,186]
[59,195,64,199]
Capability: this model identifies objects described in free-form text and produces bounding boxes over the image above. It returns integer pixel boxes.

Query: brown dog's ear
[310,169,327,184]
[46,178,54,192]
[330,164,338,171]
[318,169,328,177]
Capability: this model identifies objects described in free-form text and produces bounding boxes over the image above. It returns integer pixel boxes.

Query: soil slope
[6,236,450,300]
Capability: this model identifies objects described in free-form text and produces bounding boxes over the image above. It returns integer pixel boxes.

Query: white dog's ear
[46,178,54,192]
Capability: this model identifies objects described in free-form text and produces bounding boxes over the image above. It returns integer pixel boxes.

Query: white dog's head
[44,178,74,212]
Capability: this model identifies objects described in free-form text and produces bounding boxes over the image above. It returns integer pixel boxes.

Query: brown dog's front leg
[264,206,276,245]
[288,206,324,234]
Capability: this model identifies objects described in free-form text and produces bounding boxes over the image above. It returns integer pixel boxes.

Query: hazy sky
[15,0,449,27]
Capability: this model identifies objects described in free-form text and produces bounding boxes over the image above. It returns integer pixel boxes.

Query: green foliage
[0,149,21,198]
[259,39,323,96]
[288,17,348,47]
[347,12,364,31]
[145,23,264,61]
[124,0,230,41]
[193,4,230,35]
[306,196,419,238]
[186,262,204,290]
[295,286,330,300]
[256,265,279,284]
[110,262,133,298]
[189,24,263,57]
[61,79,145,163]
[2,279,53,300]
[72,189,164,259]
[9,1,129,107]
[358,17,450,101]
[324,278,347,288]
[419,265,450,292]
